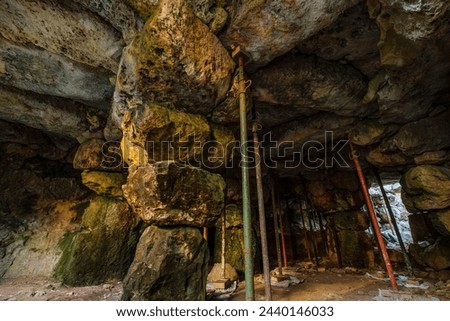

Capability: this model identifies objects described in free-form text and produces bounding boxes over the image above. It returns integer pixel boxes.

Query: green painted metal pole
[238,55,254,301]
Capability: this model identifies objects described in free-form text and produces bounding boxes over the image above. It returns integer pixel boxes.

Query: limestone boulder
[121,104,210,165]
[271,113,357,155]
[366,146,413,167]
[122,225,208,301]
[401,165,450,211]
[123,162,225,227]
[54,197,140,285]
[297,2,381,77]
[0,37,114,108]
[221,0,359,67]
[73,139,123,171]
[108,0,234,137]
[74,0,143,44]
[349,120,397,146]
[81,171,125,198]
[393,110,450,156]
[252,56,368,118]
[0,86,104,143]
[333,211,370,231]
[429,208,450,236]
[409,236,450,270]
[414,151,450,165]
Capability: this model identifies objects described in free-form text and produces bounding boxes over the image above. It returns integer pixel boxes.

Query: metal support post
[349,142,398,290]
[252,121,272,300]
[373,167,413,274]
[234,49,254,300]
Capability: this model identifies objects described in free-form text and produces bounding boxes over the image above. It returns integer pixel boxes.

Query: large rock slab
[122,225,208,301]
[121,104,210,165]
[297,2,381,77]
[393,110,450,156]
[54,197,140,285]
[123,162,225,227]
[73,139,123,171]
[108,0,234,138]
[0,0,124,72]
[0,37,114,109]
[252,56,368,117]
[81,171,125,198]
[74,0,143,44]
[0,86,104,143]
[401,165,450,211]
[221,0,359,67]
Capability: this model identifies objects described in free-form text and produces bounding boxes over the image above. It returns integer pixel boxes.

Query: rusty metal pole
[252,121,272,300]
[317,211,328,256]
[373,167,413,274]
[349,142,398,290]
[270,179,283,276]
[306,204,320,266]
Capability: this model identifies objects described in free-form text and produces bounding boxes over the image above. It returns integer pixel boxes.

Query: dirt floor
[1,266,449,301]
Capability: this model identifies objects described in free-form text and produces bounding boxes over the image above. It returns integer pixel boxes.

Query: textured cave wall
[0,0,449,301]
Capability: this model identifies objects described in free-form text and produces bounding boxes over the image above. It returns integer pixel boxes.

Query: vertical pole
[271,179,283,276]
[276,189,288,267]
[221,206,226,279]
[203,227,208,241]
[252,122,272,300]
[238,55,254,300]
[349,142,398,290]
[373,167,413,274]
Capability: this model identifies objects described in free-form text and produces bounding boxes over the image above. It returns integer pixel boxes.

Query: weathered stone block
[122,225,208,301]
[81,170,125,198]
[333,210,370,231]
[54,197,140,285]
[123,162,225,227]
[401,165,450,211]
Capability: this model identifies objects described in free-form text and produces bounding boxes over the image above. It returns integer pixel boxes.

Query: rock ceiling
[0,0,449,175]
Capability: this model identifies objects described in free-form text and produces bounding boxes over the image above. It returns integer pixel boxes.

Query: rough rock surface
[54,197,140,285]
[0,0,124,72]
[337,230,374,268]
[81,171,125,198]
[122,225,208,301]
[306,171,363,213]
[0,86,104,143]
[429,208,450,236]
[393,110,450,156]
[108,0,234,138]
[73,139,123,171]
[221,0,360,67]
[121,103,210,164]
[401,165,450,211]
[123,163,225,227]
